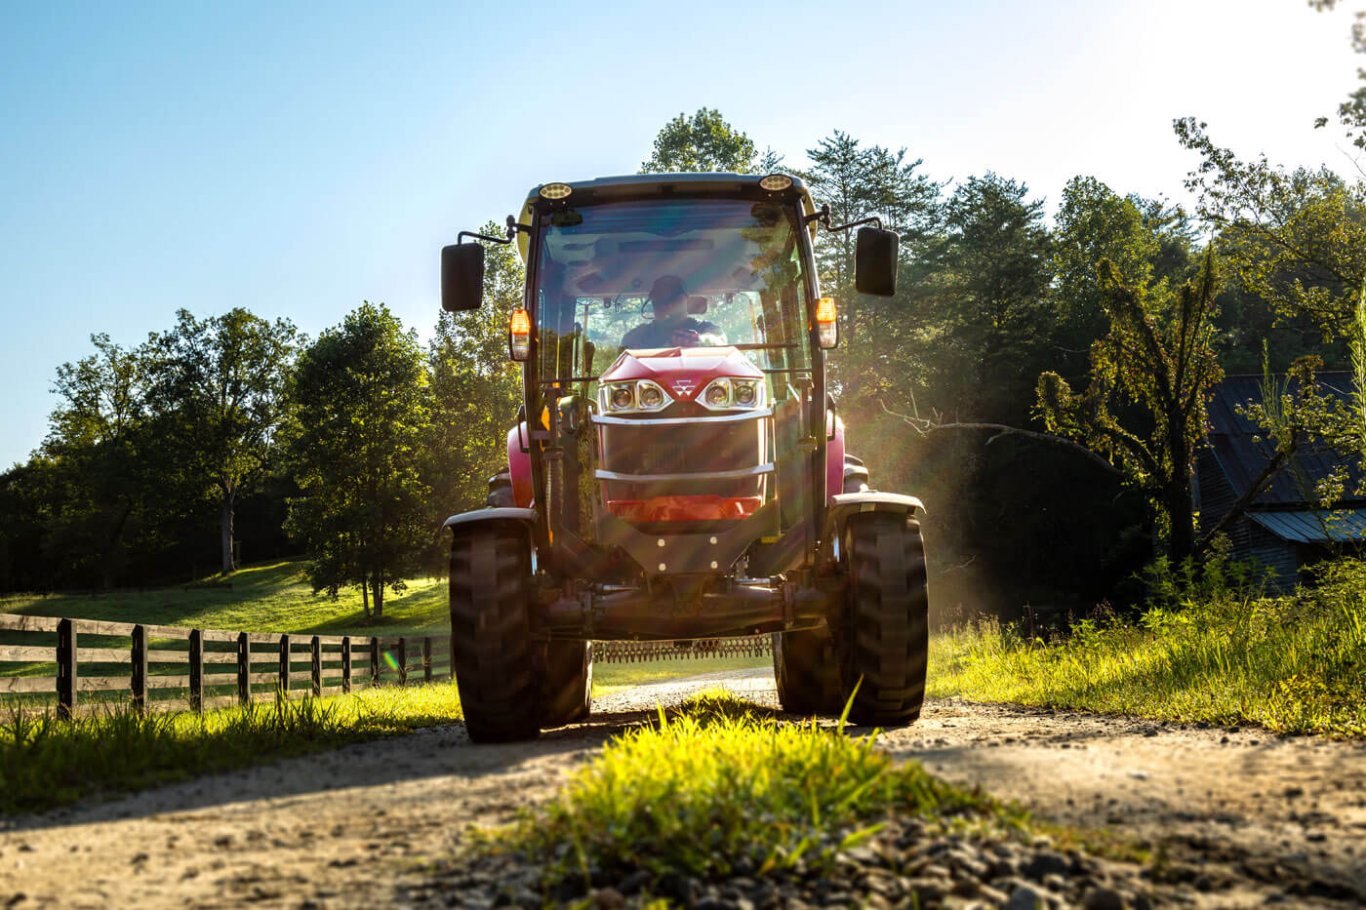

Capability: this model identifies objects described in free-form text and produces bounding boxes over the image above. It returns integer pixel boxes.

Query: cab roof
[515,172,817,261]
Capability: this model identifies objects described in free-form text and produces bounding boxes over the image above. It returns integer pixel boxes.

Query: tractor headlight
[698,377,765,411]
[599,379,671,414]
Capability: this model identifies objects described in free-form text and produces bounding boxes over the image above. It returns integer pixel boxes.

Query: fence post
[369,637,380,686]
[396,637,407,687]
[236,632,250,705]
[188,629,204,713]
[310,635,322,697]
[422,636,432,683]
[277,634,290,699]
[131,624,148,715]
[56,618,76,720]
[341,636,352,693]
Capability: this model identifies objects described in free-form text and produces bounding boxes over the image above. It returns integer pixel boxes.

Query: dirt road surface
[1,668,1362,908]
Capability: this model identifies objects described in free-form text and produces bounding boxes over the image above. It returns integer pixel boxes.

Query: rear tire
[542,640,592,726]
[835,512,929,726]
[449,522,543,743]
[772,627,842,715]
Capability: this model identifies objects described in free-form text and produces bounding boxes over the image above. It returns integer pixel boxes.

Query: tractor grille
[599,415,766,502]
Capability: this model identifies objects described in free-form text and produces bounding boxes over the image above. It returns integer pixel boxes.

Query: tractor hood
[600,347,763,404]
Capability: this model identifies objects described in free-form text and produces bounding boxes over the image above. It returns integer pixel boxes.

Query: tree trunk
[1164,477,1196,564]
[360,573,370,620]
[219,485,237,574]
[372,571,384,620]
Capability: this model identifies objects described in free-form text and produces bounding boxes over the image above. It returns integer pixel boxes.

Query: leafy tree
[802,130,941,415]
[1037,251,1225,562]
[427,224,523,529]
[1052,178,1195,382]
[285,303,431,619]
[145,308,298,573]
[931,173,1054,423]
[1175,118,1366,337]
[640,108,758,173]
[41,334,155,588]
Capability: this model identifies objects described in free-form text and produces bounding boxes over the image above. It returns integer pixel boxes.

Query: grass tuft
[0,682,462,815]
[501,691,1013,885]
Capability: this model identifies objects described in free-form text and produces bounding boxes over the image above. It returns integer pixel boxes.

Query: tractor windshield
[533,198,812,386]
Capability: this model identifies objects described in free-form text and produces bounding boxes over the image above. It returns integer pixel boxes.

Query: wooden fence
[0,612,451,717]
[0,612,773,716]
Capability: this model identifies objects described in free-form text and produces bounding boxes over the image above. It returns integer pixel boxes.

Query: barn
[1196,372,1366,590]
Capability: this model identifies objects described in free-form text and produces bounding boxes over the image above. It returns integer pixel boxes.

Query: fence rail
[0,611,773,716]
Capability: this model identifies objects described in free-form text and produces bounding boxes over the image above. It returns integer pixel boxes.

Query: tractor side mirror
[441,243,485,312]
[854,227,898,297]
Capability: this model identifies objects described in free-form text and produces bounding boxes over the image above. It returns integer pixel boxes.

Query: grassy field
[927,558,1366,737]
[0,560,449,637]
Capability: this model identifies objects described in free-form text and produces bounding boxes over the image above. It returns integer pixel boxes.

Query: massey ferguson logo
[671,379,696,397]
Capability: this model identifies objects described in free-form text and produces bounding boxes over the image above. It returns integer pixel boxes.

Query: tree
[285,303,431,619]
[640,108,758,173]
[146,308,298,573]
[1037,251,1225,562]
[1175,118,1366,337]
[801,130,942,414]
[41,334,155,588]
[1052,177,1195,382]
[427,223,523,528]
[931,173,1054,423]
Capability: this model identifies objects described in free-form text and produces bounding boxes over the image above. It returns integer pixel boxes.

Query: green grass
[496,690,1017,888]
[928,558,1366,737]
[0,681,463,815]
[0,560,449,637]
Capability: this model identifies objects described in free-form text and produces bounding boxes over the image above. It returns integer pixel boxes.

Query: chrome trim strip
[592,408,771,427]
[596,463,775,483]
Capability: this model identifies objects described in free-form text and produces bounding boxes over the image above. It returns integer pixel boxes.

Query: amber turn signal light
[509,308,531,361]
[815,297,838,349]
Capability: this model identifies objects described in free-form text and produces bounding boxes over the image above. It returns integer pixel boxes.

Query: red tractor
[441,173,927,742]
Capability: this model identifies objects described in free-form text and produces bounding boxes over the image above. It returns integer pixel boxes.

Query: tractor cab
[439,174,929,743]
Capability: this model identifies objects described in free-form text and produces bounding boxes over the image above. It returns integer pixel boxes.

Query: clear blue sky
[1,0,1360,468]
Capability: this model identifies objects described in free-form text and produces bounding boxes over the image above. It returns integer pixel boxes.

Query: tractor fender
[820,492,925,565]
[826,414,846,501]
[443,507,538,535]
[506,424,534,507]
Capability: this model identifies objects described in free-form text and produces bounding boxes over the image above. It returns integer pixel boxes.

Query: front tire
[449,522,543,743]
[772,627,842,716]
[835,512,929,726]
[542,640,592,727]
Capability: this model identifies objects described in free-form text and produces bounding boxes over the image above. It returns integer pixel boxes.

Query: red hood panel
[600,346,763,403]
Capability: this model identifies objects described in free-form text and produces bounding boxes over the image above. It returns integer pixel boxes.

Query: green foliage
[285,303,433,618]
[929,555,1366,736]
[1037,251,1224,560]
[0,683,462,814]
[144,308,299,573]
[39,334,156,588]
[1176,118,1366,337]
[929,173,1054,422]
[640,108,758,174]
[500,692,1009,887]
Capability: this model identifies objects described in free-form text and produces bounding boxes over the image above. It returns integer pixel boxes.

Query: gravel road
[0,668,1361,908]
